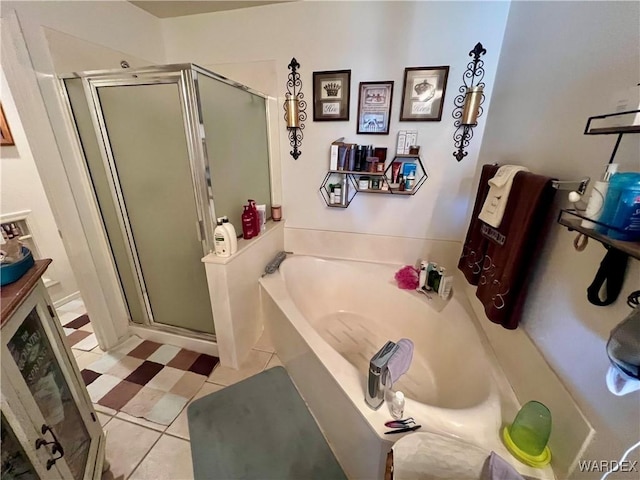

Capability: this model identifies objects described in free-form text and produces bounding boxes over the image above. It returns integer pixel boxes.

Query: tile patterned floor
[58,299,99,351]
[58,298,280,480]
[81,337,218,426]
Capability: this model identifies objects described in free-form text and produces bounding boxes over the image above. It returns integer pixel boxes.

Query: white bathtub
[259,256,552,479]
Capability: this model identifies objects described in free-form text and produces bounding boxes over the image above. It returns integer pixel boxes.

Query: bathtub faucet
[366,341,399,410]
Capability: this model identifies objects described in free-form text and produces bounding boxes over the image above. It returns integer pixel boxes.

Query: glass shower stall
[59,64,272,338]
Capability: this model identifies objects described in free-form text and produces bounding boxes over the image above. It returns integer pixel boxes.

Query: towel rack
[551,178,590,195]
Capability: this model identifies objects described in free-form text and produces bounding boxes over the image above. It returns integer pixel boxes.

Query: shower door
[65,71,215,335]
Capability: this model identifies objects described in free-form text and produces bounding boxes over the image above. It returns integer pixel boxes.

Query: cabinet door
[1,410,49,479]
[1,286,102,479]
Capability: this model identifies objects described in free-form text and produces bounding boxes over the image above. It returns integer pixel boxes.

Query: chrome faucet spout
[365,341,398,410]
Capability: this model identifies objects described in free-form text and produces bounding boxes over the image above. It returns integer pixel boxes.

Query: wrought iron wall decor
[452,42,487,162]
[284,57,306,159]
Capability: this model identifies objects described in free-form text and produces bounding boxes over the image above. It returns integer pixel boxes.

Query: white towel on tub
[478,165,530,228]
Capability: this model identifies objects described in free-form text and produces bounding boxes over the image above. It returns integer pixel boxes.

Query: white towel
[478,165,530,228]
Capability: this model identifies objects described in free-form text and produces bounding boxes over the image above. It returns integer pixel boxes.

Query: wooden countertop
[1,259,52,327]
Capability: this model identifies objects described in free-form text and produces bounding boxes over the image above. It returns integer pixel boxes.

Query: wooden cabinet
[1,260,105,479]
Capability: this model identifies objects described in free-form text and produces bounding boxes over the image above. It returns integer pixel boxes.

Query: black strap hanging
[587,247,629,306]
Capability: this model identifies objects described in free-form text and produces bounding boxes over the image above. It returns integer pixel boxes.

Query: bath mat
[188,366,347,480]
[80,336,219,426]
[61,313,99,351]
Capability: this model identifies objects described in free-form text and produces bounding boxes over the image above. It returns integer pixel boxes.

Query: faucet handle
[370,341,398,371]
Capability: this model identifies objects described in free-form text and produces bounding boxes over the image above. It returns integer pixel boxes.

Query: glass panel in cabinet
[7,307,90,480]
[1,414,38,480]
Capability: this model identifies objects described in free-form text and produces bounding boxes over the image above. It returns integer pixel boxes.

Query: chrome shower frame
[56,64,271,339]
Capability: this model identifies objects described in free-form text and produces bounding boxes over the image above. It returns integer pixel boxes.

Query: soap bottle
[341,176,348,206]
[220,216,238,254]
[256,205,267,233]
[248,200,260,237]
[390,391,405,419]
[241,205,256,239]
[334,183,342,205]
[214,220,231,257]
[581,163,618,229]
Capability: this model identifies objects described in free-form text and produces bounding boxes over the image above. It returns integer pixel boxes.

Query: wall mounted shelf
[319,154,428,207]
[584,109,640,164]
[319,172,358,208]
[557,110,640,258]
[384,154,428,195]
[557,209,640,260]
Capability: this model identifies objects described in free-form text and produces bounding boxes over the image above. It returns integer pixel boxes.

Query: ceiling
[129,1,293,18]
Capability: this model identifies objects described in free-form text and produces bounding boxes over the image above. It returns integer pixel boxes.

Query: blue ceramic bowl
[1,247,35,286]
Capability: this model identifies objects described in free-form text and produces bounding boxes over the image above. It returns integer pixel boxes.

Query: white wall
[1,69,79,304]
[162,1,511,241]
[1,0,166,348]
[477,2,640,477]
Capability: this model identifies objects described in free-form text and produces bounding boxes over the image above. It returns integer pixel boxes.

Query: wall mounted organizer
[319,173,358,208]
[319,154,428,208]
[284,57,306,159]
[558,209,640,260]
[557,109,640,257]
[452,42,487,162]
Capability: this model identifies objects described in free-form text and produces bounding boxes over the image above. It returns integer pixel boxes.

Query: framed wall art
[313,70,351,121]
[0,104,14,146]
[357,81,394,135]
[399,66,449,121]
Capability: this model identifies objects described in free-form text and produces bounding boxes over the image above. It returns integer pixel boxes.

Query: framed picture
[313,70,351,121]
[0,104,14,146]
[357,81,394,134]
[399,66,449,121]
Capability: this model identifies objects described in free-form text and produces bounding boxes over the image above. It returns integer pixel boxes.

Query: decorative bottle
[248,199,260,237]
[242,205,256,239]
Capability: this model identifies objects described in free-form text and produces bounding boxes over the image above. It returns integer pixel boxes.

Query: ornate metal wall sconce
[452,43,487,162]
[284,57,306,160]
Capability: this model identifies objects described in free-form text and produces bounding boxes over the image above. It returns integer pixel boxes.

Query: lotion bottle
[334,183,342,205]
[220,216,238,254]
[581,163,618,228]
[214,220,231,257]
[341,176,348,206]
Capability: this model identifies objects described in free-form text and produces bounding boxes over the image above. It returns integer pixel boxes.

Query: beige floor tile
[253,329,275,353]
[92,345,106,355]
[96,412,112,427]
[79,322,94,332]
[166,382,224,440]
[265,353,283,370]
[115,411,166,432]
[94,403,117,416]
[207,349,272,386]
[58,310,81,325]
[72,348,85,359]
[75,351,103,371]
[129,434,193,480]
[102,418,161,480]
